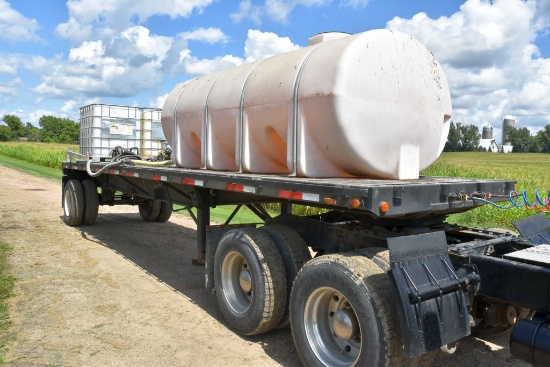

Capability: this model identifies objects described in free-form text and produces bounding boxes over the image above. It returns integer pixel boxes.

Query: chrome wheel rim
[221,251,253,314]
[304,287,361,367]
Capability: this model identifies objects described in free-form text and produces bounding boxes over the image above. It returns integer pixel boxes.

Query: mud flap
[388,231,479,357]
[514,213,550,245]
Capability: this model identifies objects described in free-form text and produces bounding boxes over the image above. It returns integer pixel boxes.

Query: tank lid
[307,32,351,46]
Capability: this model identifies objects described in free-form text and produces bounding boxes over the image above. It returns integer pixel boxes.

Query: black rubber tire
[155,202,173,222]
[353,248,439,366]
[62,179,84,226]
[260,224,311,328]
[214,228,287,335]
[138,200,161,222]
[81,180,99,225]
[290,251,437,367]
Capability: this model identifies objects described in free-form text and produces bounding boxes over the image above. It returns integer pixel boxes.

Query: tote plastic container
[162,29,452,179]
[80,104,142,159]
[81,104,165,160]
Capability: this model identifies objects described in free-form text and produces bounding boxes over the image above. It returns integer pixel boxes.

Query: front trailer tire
[214,228,287,336]
[290,252,435,367]
[138,199,161,222]
[155,202,173,222]
[63,179,84,226]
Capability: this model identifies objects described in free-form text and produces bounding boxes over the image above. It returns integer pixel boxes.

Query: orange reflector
[379,201,389,213]
[324,197,337,205]
[351,198,361,208]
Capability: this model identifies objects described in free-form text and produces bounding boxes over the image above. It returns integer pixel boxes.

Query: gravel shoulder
[0,164,528,366]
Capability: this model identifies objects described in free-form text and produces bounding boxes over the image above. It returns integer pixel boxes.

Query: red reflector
[226,183,244,192]
[182,178,194,185]
[279,190,303,200]
[128,171,135,177]
[152,174,162,181]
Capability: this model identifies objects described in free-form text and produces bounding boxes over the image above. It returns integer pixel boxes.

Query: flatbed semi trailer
[61,156,550,367]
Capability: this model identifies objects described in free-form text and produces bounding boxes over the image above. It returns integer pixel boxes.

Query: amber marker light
[351,198,361,208]
[324,197,337,205]
[379,201,390,214]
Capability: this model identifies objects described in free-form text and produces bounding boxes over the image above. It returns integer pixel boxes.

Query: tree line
[0,114,79,144]
[444,121,550,153]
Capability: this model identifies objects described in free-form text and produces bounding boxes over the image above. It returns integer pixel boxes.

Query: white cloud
[0,0,40,43]
[0,77,22,97]
[386,0,550,132]
[232,0,362,24]
[61,100,79,114]
[69,40,105,60]
[231,0,262,24]
[179,27,228,44]
[339,0,369,7]
[264,0,328,24]
[34,25,183,98]
[55,17,92,43]
[0,55,18,74]
[244,29,300,62]
[57,0,214,41]
[182,54,243,76]
[151,93,169,109]
[29,109,56,124]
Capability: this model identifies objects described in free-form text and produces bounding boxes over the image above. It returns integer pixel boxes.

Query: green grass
[0,242,15,364]
[180,205,271,225]
[0,142,77,169]
[0,155,63,181]
[421,152,550,229]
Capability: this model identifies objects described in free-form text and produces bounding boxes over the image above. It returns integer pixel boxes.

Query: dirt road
[0,165,528,366]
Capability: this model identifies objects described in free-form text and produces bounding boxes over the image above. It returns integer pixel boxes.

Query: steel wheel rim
[221,250,253,314]
[304,286,361,367]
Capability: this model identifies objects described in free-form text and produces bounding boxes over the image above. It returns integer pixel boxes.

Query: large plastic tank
[162,29,452,179]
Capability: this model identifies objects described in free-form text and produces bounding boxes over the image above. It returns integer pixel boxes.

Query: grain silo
[502,116,515,144]
[482,125,493,139]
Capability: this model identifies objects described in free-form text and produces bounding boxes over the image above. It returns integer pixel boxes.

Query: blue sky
[1,0,549,143]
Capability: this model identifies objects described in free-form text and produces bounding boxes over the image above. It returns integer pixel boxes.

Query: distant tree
[0,125,13,141]
[1,114,25,138]
[459,123,480,151]
[505,126,538,152]
[25,122,42,142]
[444,122,480,152]
[536,125,550,153]
[39,116,79,143]
[444,121,461,151]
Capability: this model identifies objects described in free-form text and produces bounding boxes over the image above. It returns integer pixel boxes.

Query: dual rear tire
[63,179,99,226]
[214,232,436,367]
[138,200,172,222]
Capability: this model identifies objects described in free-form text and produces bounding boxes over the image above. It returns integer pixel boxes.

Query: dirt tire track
[0,165,528,366]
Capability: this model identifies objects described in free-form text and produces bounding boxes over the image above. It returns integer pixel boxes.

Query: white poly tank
[162,29,452,179]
